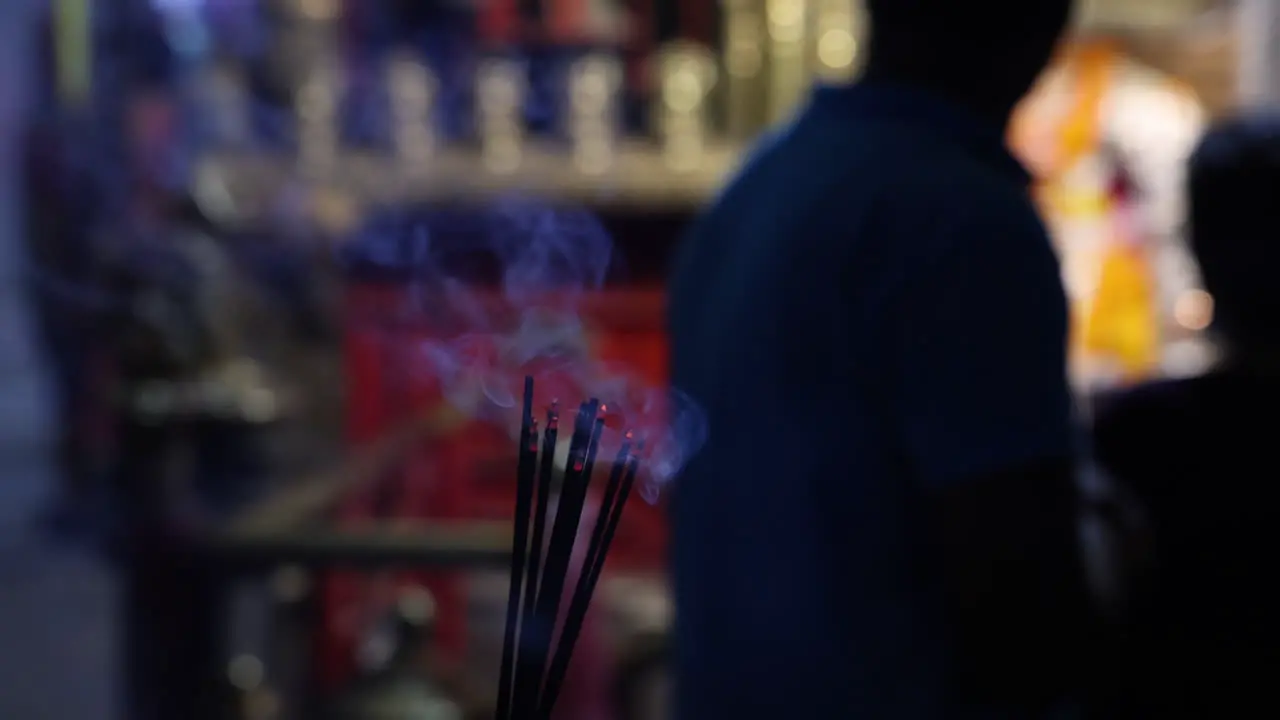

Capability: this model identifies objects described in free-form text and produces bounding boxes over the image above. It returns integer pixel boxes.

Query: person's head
[863,0,1075,120]
[1187,114,1280,351]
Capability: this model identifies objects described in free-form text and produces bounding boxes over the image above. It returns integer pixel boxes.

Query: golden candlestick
[476,59,527,175]
[387,52,439,173]
[656,42,718,174]
[811,0,862,83]
[567,54,623,175]
[765,0,808,124]
[722,0,768,138]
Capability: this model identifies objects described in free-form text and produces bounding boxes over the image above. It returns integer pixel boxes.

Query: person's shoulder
[704,105,1043,256]
[851,125,1044,248]
[694,119,880,248]
[884,165,1052,289]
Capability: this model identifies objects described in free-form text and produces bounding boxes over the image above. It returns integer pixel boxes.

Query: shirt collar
[811,81,1032,186]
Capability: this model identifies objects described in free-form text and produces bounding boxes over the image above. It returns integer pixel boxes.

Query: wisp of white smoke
[357,197,706,502]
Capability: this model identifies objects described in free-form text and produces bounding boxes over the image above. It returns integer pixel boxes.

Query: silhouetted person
[668,1,1095,718]
[108,192,270,720]
[1092,115,1280,718]
[23,118,103,536]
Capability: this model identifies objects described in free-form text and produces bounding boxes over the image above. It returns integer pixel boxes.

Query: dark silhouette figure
[23,120,103,533]
[1092,115,1280,717]
[107,192,268,720]
[668,1,1095,718]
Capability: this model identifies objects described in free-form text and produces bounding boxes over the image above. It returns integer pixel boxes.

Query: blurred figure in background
[1092,114,1280,717]
[0,0,57,534]
[0,3,116,717]
[104,192,271,527]
[668,0,1096,718]
[104,186,281,720]
[23,107,106,538]
[20,0,181,539]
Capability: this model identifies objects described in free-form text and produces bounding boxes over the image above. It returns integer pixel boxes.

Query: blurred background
[0,0,1270,718]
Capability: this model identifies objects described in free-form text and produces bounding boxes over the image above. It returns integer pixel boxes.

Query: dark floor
[0,446,116,720]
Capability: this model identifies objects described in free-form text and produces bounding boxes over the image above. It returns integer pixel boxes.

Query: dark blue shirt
[668,83,1074,719]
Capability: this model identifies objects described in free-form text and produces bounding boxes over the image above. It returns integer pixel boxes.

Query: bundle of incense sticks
[495,376,641,720]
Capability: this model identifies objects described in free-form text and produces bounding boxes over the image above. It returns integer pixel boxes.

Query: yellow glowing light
[766,0,804,32]
[663,69,704,114]
[1174,289,1214,331]
[817,29,858,69]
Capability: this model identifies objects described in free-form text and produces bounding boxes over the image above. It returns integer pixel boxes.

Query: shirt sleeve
[890,208,1075,491]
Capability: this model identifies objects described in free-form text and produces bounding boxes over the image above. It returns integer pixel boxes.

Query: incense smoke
[361,198,706,502]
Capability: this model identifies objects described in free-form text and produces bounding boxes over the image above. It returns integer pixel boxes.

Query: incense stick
[509,400,558,717]
[585,443,642,593]
[577,432,634,606]
[537,435,634,717]
[547,447,643,716]
[498,380,651,719]
[522,401,559,625]
[495,377,538,720]
[512,399,599,714]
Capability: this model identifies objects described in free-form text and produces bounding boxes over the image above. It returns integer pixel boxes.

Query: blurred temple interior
[0,0,1275,718]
